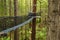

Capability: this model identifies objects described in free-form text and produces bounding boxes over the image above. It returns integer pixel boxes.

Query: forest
[0,0,49,40]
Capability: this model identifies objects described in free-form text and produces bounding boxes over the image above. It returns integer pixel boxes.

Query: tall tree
[14,0,19,40]
[3,0,7,16]
[9,0,12,16]
[47,0,59,40]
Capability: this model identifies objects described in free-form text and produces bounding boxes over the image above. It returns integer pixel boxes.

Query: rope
[0,16,41,35]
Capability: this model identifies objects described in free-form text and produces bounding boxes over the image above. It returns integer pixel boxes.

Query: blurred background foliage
[0,0,48,40]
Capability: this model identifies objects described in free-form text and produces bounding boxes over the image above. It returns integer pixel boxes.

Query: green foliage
[0,0,48,40]
[36,26,47,40]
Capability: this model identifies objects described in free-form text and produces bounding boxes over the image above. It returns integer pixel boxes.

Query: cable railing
[0,16,41,40]
[0,17,33,34]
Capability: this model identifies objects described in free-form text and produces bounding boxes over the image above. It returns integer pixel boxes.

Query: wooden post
[31,0,37,40]
[14,0,19,40]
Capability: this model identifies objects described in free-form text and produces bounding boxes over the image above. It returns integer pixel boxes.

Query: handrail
[0,16,40,35]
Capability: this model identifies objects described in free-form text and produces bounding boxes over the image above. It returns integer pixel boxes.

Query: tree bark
[47,0,59,40]
[9,0,12,16]
[3,0,7,16]
[31,0,37,40]
[13,0,19,40]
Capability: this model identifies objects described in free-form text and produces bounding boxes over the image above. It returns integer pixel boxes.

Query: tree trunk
[3,0,7,16]
[31,0,37,40]
[14,0,19,40]
[9,0,12,16]
[47,0,59,40]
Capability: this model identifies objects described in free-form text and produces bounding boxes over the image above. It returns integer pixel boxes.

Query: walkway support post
[31,0,37,40]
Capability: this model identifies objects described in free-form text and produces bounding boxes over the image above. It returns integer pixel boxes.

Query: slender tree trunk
[9,0,12,16]
[31,0,37,40]
[14,0,19,40]
[3,0,7,16]
[9,0,12,40]
[3,0,7,30]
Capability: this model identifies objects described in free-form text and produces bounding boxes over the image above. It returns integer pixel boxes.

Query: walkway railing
[0,16,40,40]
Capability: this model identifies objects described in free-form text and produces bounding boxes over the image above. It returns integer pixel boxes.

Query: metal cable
[0,16,40,35]
[0,17,33,34]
